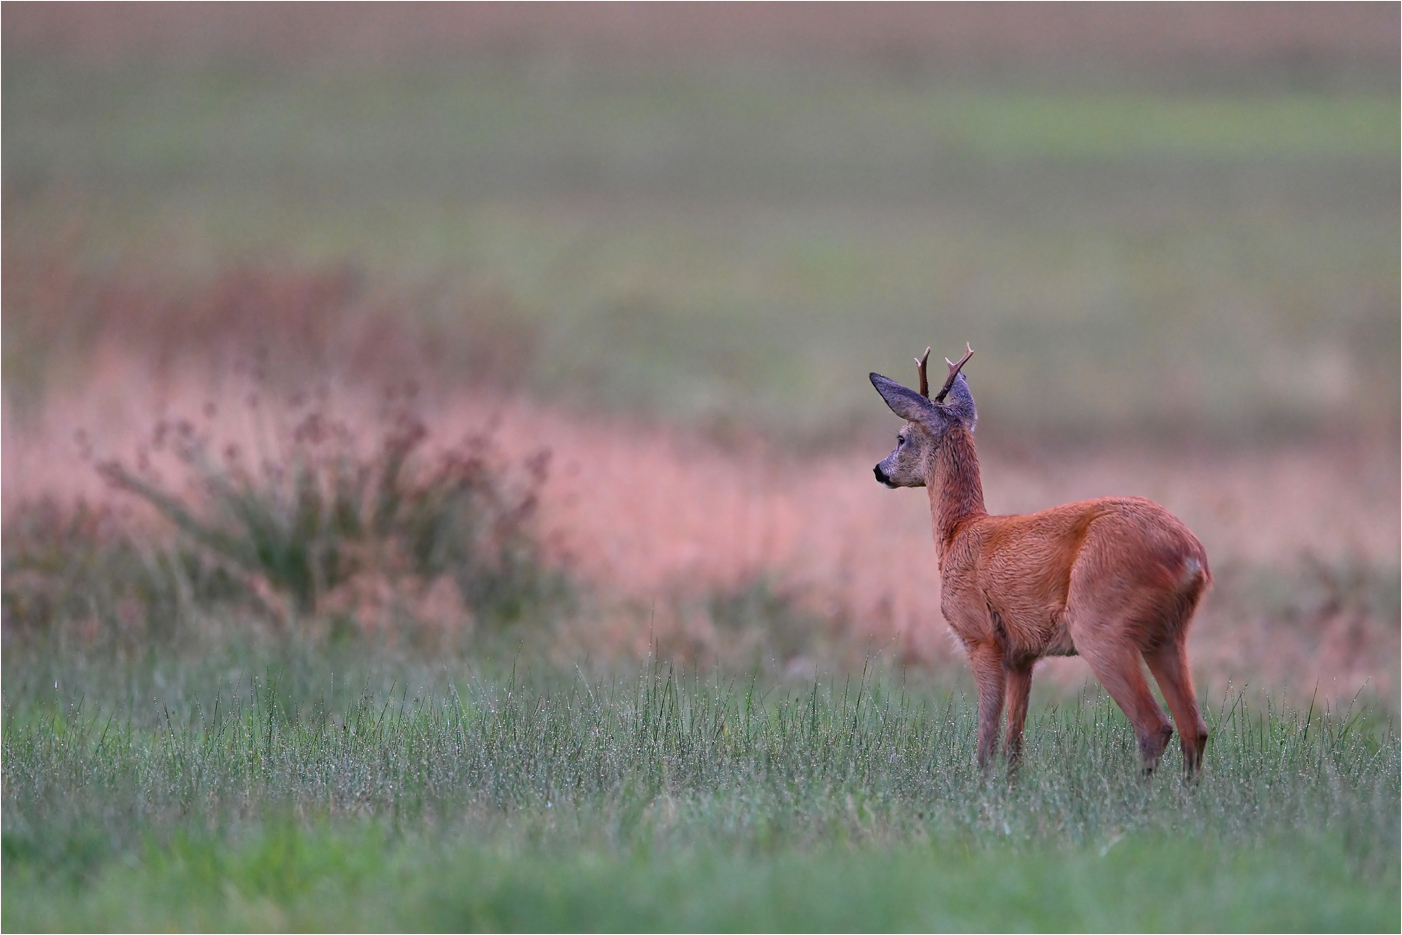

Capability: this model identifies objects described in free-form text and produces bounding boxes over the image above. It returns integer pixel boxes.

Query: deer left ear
[941,374,977,430]
[870,373,940,424]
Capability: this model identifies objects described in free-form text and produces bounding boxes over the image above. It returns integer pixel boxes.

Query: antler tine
[932,343,974,403]
[914,347,932,398]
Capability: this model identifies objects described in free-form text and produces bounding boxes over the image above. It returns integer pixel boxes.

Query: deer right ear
[870,373,939,424]
[941,373,977,430]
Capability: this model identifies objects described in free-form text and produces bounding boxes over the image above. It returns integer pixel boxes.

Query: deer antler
[914,347,932,398]
[932,343,974,403]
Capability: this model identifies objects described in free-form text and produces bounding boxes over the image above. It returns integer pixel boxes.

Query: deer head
[870,344,975,488]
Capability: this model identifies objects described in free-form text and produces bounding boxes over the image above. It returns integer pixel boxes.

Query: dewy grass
[3,645,1398,931]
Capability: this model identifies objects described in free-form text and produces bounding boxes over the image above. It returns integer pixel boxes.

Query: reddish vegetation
[5,3,1395,72]
[6,355,1398,698]
[3,258,1397,701]
[3,239,533,397]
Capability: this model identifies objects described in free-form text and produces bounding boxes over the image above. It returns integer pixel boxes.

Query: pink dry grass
[6,353,1397,700]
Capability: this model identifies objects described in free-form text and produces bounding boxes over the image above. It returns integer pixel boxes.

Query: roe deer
[871,345,1210,774]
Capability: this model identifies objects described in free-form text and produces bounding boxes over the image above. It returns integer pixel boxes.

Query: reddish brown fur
[930,422,1211,774]
[873,355,1212,775]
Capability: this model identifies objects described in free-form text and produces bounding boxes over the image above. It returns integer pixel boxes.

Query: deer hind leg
[1003,662,1034,774]
[1144,638,1209,774]
[1077,637,1173,773]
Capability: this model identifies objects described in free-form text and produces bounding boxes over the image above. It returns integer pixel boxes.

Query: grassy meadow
[4,643,1398,931]
[4,7,1400,931]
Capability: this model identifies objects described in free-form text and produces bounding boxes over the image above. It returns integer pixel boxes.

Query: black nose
[873,464,888,485]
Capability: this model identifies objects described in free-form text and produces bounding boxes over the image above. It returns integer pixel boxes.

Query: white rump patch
[1181,556,1203,587]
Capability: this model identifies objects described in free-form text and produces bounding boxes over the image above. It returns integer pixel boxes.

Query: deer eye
[897,435,906,446]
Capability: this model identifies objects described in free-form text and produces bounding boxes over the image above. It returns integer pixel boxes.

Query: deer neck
[926,424,986,558]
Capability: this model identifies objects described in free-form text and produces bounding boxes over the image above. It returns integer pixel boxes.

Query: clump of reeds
[2,385,567,647]
[104,387,562,629]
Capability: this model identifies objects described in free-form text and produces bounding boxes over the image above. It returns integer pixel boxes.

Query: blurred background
[3,3,1398,698]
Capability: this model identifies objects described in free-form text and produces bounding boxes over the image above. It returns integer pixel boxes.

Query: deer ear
[870,373,940,424]
[941,373,977,430]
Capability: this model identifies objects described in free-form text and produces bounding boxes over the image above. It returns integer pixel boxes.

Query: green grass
[7,826,1392,932]
[4,60,1397,440]
[5,65,1396,189]
[4,641,1398,931]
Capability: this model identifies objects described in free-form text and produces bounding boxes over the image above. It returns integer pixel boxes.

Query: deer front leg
[1004,662,1034,773]
[968,642,1007,771]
